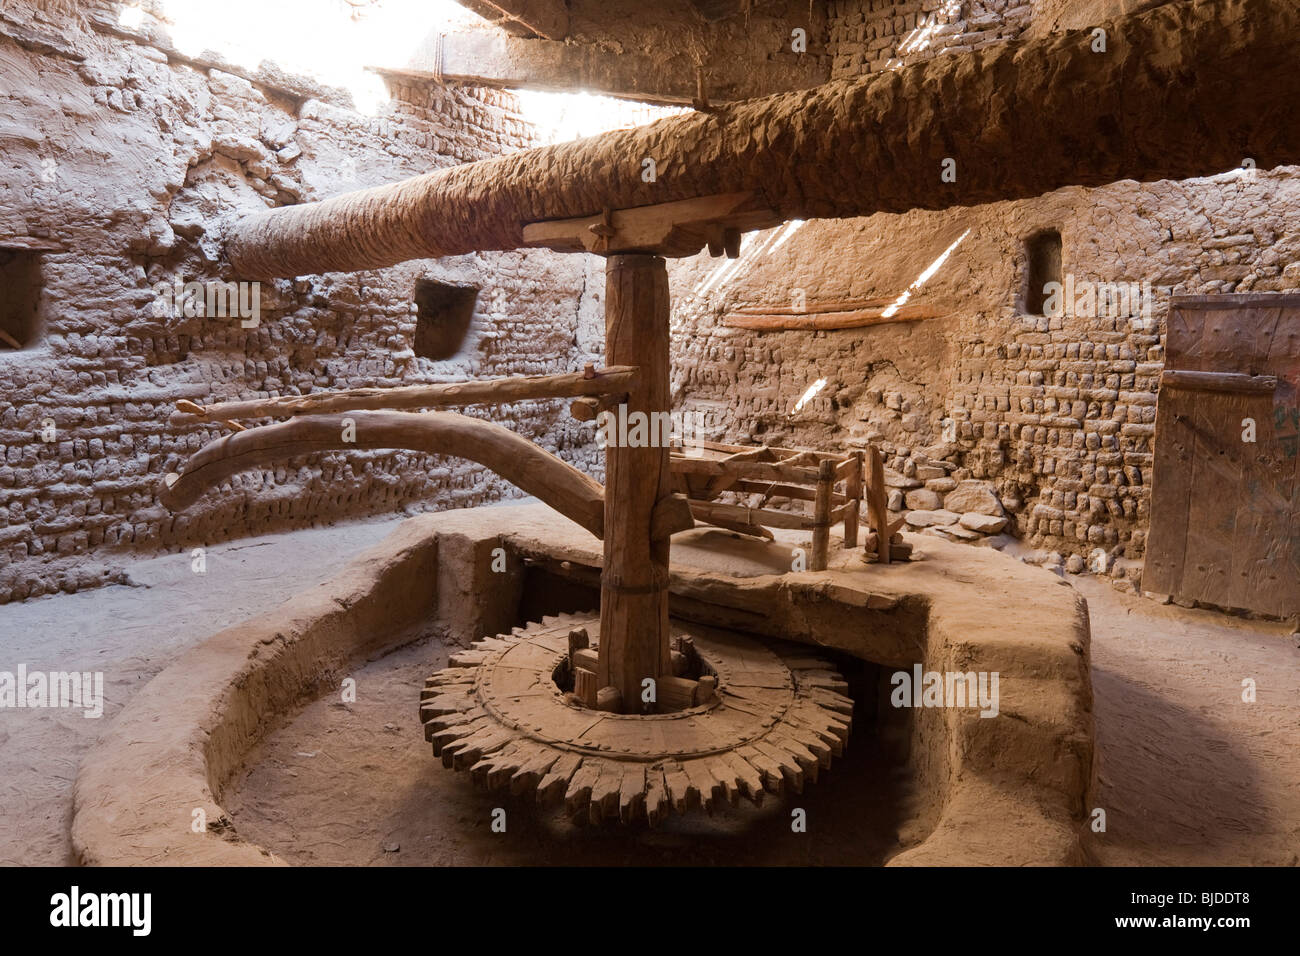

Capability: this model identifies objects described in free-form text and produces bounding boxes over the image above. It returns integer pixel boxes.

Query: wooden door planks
[1145,295,1300,616]
[1145,385,1197,597]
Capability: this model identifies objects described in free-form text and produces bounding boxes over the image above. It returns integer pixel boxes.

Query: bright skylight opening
[125,0,477,115]
[792,378,828,415]
[880,228,970,318]
[513,90,687,144]
[121,1,686,132]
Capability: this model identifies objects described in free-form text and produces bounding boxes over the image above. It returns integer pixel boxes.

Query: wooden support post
[844,451,863,549]
[598,255,673,711]
[866,444,890,565]
[811,457,836,572]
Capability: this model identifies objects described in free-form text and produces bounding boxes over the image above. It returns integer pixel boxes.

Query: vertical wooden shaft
[598,255,672,711]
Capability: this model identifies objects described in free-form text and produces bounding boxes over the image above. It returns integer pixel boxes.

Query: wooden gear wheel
[420,612,854,825]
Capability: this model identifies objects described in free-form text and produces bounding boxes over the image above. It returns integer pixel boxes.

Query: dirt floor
[225,554,1300,867]
[4,515,1298,866]
[0,515,407,866]
[223,638,908,866]
[1077,576,1300,866]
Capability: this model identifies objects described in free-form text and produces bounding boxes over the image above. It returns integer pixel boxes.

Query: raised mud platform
[72,502,1093,866]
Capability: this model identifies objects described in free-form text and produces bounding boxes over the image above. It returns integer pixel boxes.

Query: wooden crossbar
[170,365,638,426]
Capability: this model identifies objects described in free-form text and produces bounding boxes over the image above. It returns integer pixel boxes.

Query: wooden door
[1144,293,1300,618]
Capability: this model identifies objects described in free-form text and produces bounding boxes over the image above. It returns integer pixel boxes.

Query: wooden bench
[670,439,863,571]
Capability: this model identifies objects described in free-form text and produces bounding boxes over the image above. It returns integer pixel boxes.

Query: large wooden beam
[522,193,771,257]
[1159,369,1278,394]
[160,410,606,538]
[690,0,746,22]
[455,0,570,40]
[722,304,942,331]
[225,0,1300,279]
[687,499,813,531]
[168,365,636,426]
[379,25,825,106]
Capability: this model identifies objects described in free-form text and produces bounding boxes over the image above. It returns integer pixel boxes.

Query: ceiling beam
[690,0,747,22]
[520,192,773,256]
[226,0,1300,280]
[454,0,570,40]
[378,27,827,106]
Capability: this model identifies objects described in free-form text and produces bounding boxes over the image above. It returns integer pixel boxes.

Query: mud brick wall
[668,166,1300,572]
[663,0,1300,575]
[826,0,1034,77]
[0,2,598,602]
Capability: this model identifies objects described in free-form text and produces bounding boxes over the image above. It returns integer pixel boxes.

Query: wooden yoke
[597,255,673,711]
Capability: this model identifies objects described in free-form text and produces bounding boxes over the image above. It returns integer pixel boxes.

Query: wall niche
[1022,229,1062,316]
[0,246,45,353]
[412,279,478,360]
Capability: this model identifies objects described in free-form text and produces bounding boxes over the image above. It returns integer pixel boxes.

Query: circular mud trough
[421,614,854,824]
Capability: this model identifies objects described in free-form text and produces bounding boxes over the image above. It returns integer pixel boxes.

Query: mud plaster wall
[0,1,600,603]
[563,0,830,99]
[826,0,1172,72]
[826,0,1033,76]
[668,0,1300,574]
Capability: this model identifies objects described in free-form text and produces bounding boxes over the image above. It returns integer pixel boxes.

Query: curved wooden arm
[161,410,605,538]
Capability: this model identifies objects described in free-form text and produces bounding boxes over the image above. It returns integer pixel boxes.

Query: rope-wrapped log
[224,0,1300,278]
